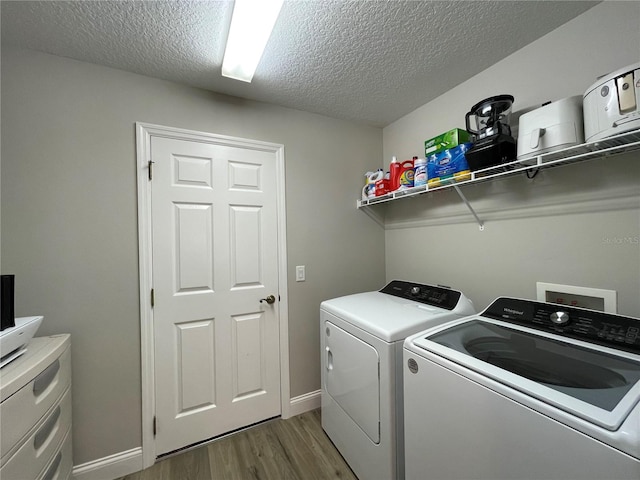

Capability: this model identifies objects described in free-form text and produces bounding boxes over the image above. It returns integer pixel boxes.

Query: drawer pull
[33,359,60,396]
[34,406,61,450]
[42,451,62,480]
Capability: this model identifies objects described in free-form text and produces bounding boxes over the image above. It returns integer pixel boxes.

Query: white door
[150,135,281,455]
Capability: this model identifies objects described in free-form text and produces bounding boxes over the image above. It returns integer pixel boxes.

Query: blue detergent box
[427,142,472,187]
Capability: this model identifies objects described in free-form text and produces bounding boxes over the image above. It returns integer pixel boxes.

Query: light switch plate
[536,282,617,313]
[296,265,305,282]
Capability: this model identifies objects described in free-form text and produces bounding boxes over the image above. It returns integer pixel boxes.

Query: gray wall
[382,2,640,316]
[0,47,385,465]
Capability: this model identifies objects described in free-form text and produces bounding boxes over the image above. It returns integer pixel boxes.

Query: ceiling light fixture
[221,0,284,83]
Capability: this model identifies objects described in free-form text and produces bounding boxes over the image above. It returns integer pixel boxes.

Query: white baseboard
[287,389,321,418]
[72,447,143,480]
[73,393,320,479]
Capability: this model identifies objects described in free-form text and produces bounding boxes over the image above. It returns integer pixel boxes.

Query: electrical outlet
[296,265,306,282]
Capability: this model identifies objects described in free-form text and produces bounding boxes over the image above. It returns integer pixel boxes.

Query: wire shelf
[357,129,640,208]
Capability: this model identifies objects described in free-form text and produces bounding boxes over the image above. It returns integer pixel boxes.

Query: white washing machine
[320,280,475,480]
[404,297,640,480]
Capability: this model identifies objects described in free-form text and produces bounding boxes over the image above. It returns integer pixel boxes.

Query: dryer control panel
[380,280,461,310]
[483,297,640,354]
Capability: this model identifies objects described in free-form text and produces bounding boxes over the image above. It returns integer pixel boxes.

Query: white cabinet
[1,335,72,480]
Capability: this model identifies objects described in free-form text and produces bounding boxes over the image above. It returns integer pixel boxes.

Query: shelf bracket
[453,185,484,230]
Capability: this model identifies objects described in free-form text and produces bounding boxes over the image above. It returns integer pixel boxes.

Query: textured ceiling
[1,1,599,127]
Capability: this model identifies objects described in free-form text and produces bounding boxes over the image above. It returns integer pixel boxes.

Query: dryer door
[324,321,380,443]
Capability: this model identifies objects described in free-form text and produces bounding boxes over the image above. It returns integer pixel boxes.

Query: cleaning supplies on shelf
[413,157,427,187]
[397,158,415,190]
[362,169,384,199]
[424,128,471,157]
[427,142,472,187]
[389,156,400,191]
[389,157,414,191]
[375,174,391,196]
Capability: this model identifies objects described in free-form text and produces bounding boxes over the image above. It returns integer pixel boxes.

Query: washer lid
[410,316,640,431]
[321,290,472,342]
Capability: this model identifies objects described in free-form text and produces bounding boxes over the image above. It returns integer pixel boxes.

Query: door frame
[135,122,290,468]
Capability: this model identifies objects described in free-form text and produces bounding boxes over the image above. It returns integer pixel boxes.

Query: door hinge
[153,416,157,436]
[148,160,154,180]
[151,288,155,308]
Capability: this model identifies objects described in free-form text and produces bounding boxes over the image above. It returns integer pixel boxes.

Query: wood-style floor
[118,409,358,480]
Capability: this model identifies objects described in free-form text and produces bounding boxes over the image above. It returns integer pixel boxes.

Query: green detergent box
[424,128,471,156]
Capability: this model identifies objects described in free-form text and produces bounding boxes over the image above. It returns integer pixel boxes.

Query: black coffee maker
[464,94,516,171]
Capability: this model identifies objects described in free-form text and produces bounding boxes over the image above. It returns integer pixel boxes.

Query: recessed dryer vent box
[536,282,617,313]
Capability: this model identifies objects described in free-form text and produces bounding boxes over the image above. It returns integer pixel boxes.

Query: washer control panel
[483,297,640,353]
[380,280,461,310]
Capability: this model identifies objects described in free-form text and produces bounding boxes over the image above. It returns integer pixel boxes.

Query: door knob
[260,295,276,305]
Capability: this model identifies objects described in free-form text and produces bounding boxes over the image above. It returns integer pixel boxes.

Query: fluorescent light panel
[222,0,284,83]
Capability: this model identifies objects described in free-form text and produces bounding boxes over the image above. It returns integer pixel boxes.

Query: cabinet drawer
[1,346,71,459]
[38,427,73,480]
[1,387,72,480]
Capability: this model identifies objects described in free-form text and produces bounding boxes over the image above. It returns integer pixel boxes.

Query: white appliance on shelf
[583,62,640,142]
[403,297,640,480]
[517,95,584,161]
[0,316,43,368]
[320,280,475,480]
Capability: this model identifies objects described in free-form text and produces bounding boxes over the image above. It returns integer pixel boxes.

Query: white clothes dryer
[404,297,640,480]
[320,280,475,480]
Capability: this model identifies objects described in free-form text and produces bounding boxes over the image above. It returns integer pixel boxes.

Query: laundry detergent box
[424,128,471,157]
[427,142,472,187]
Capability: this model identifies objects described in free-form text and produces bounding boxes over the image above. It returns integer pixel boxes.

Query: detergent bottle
[389,156,400,191]
[374,171,393,197]
[395,158,415,190]
[362,169,384,199]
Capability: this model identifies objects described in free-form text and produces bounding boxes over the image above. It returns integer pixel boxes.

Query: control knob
[410,286,421,296]
[550,311,570,326]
